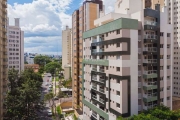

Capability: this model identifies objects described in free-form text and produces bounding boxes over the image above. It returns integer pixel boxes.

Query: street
[38,73,72,120]
[38,73,53,120]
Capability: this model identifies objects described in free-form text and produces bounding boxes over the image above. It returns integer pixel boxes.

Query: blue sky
[7,0,114,55]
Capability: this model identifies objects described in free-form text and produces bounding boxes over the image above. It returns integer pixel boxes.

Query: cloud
[8,0,72,55]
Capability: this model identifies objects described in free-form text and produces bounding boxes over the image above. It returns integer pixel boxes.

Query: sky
[8,0,116,55]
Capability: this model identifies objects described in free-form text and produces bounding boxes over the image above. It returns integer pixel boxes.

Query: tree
[45,62,61,75]
[4,68,43,119]
[117,105,180,120]
[34,55,51,66]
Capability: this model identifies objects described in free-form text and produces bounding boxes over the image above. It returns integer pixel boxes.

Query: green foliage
[117,105,180,120]
[4,68,43,119]
[62,79,72,88]
[45,62,61,75]
[38,66,44,74]
[34,55,51,66]
[73,114,77,120]
[56,105,62,114]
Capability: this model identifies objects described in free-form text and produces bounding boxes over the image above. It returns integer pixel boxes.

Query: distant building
[7,18,24,73]
[25,53,35,64]
[62,26,72,69]
[24,64,40,73]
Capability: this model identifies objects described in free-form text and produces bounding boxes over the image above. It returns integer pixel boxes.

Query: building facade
[0,0,8,119]
[7,18,24,73]
[166,0,180,98]
[62,26,72,69]
[82,0,172,119]
[72,0,103,115]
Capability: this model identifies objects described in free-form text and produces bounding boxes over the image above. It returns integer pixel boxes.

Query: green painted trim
[82,63,109,120]
[143,96,158,102]
[143,85,158,90]
[143,73,157,79]
[82,59,109,66]
[83,99,109,119]
[83,18,138,39]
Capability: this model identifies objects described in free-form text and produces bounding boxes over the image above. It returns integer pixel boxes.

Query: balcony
[99,78,104,83]
[138,105,141,111]
[99,48,104,52]
[143,104,157,110]
[143,70,157,79]
[92,39,97,43]
[92,111,97,119]
[92,95,97,100]
[99,68,105,73]
[143,82,157,90]
[138,93,141,99]
[92,76,97,81]
[138,71,142,76]
[138,82,141,88]
[138,48,142,54]
[144,34,157,39]
[138,59,141,65]
[143,93,157,102]
[99,88,104,93]
[92,49,97,53]
[92,85,97,90]
[143,47,157,52]
[99,37,104,42]
[143,59,157,64]
[99,97,104,104]
[144,20,157,26]
[92,67,97,71]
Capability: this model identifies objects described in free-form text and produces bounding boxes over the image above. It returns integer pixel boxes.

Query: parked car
[47,109,52,116]
[53,96,58,100]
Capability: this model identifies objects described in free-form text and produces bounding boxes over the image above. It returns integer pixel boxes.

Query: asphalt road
[38,73,53,120]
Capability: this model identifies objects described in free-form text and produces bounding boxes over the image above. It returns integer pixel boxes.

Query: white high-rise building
[7,18,24,72]
[165,0,180,98]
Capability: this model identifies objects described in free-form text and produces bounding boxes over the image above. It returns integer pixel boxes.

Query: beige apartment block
[0,0,7,119]
[7,18,24,73]
[62,26,72,69]
[72,0,103,118]
[82,0,173,119]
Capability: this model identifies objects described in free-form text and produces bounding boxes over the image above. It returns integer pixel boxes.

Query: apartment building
[166,0,180,98]
[72,0,103,116]
[0,0,7,119]
[62,26,72,69]
[82,0,172,119]
[7,18,24,73]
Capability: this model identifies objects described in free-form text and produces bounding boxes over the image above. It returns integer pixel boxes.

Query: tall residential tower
[7,18,24,73]
[82,0,172,119]
[72,0,103,118]
[0,0,8,119]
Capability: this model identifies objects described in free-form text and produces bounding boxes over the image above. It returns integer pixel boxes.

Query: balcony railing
[138,59,141,65]
[92,95,97,99]
[99,88,104,93]
[138,48,141,54]
[143,47,157,52]
[144,82,157,86]
[144,20,157,26]
[144,34,157,39]
[138,82,141,88]
[144,70,157,75]
[99,68,105,72]
[92,112,97,118]
[92,67,97,71]
[99,48,104,52]
[143,59,157,63]
[138,71,141,76]
[92,49,97,53]
[144,92,157,98]
[92,39,97,43]
[92,86,97,90]
[99,78,104,83]
[99,38,104,41]
[99,98,104,103]
[92,76,97,81]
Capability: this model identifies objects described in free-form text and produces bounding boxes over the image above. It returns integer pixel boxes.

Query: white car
[47,109,52,116]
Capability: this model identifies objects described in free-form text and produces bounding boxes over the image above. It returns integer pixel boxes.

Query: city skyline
[7,0,117,55]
